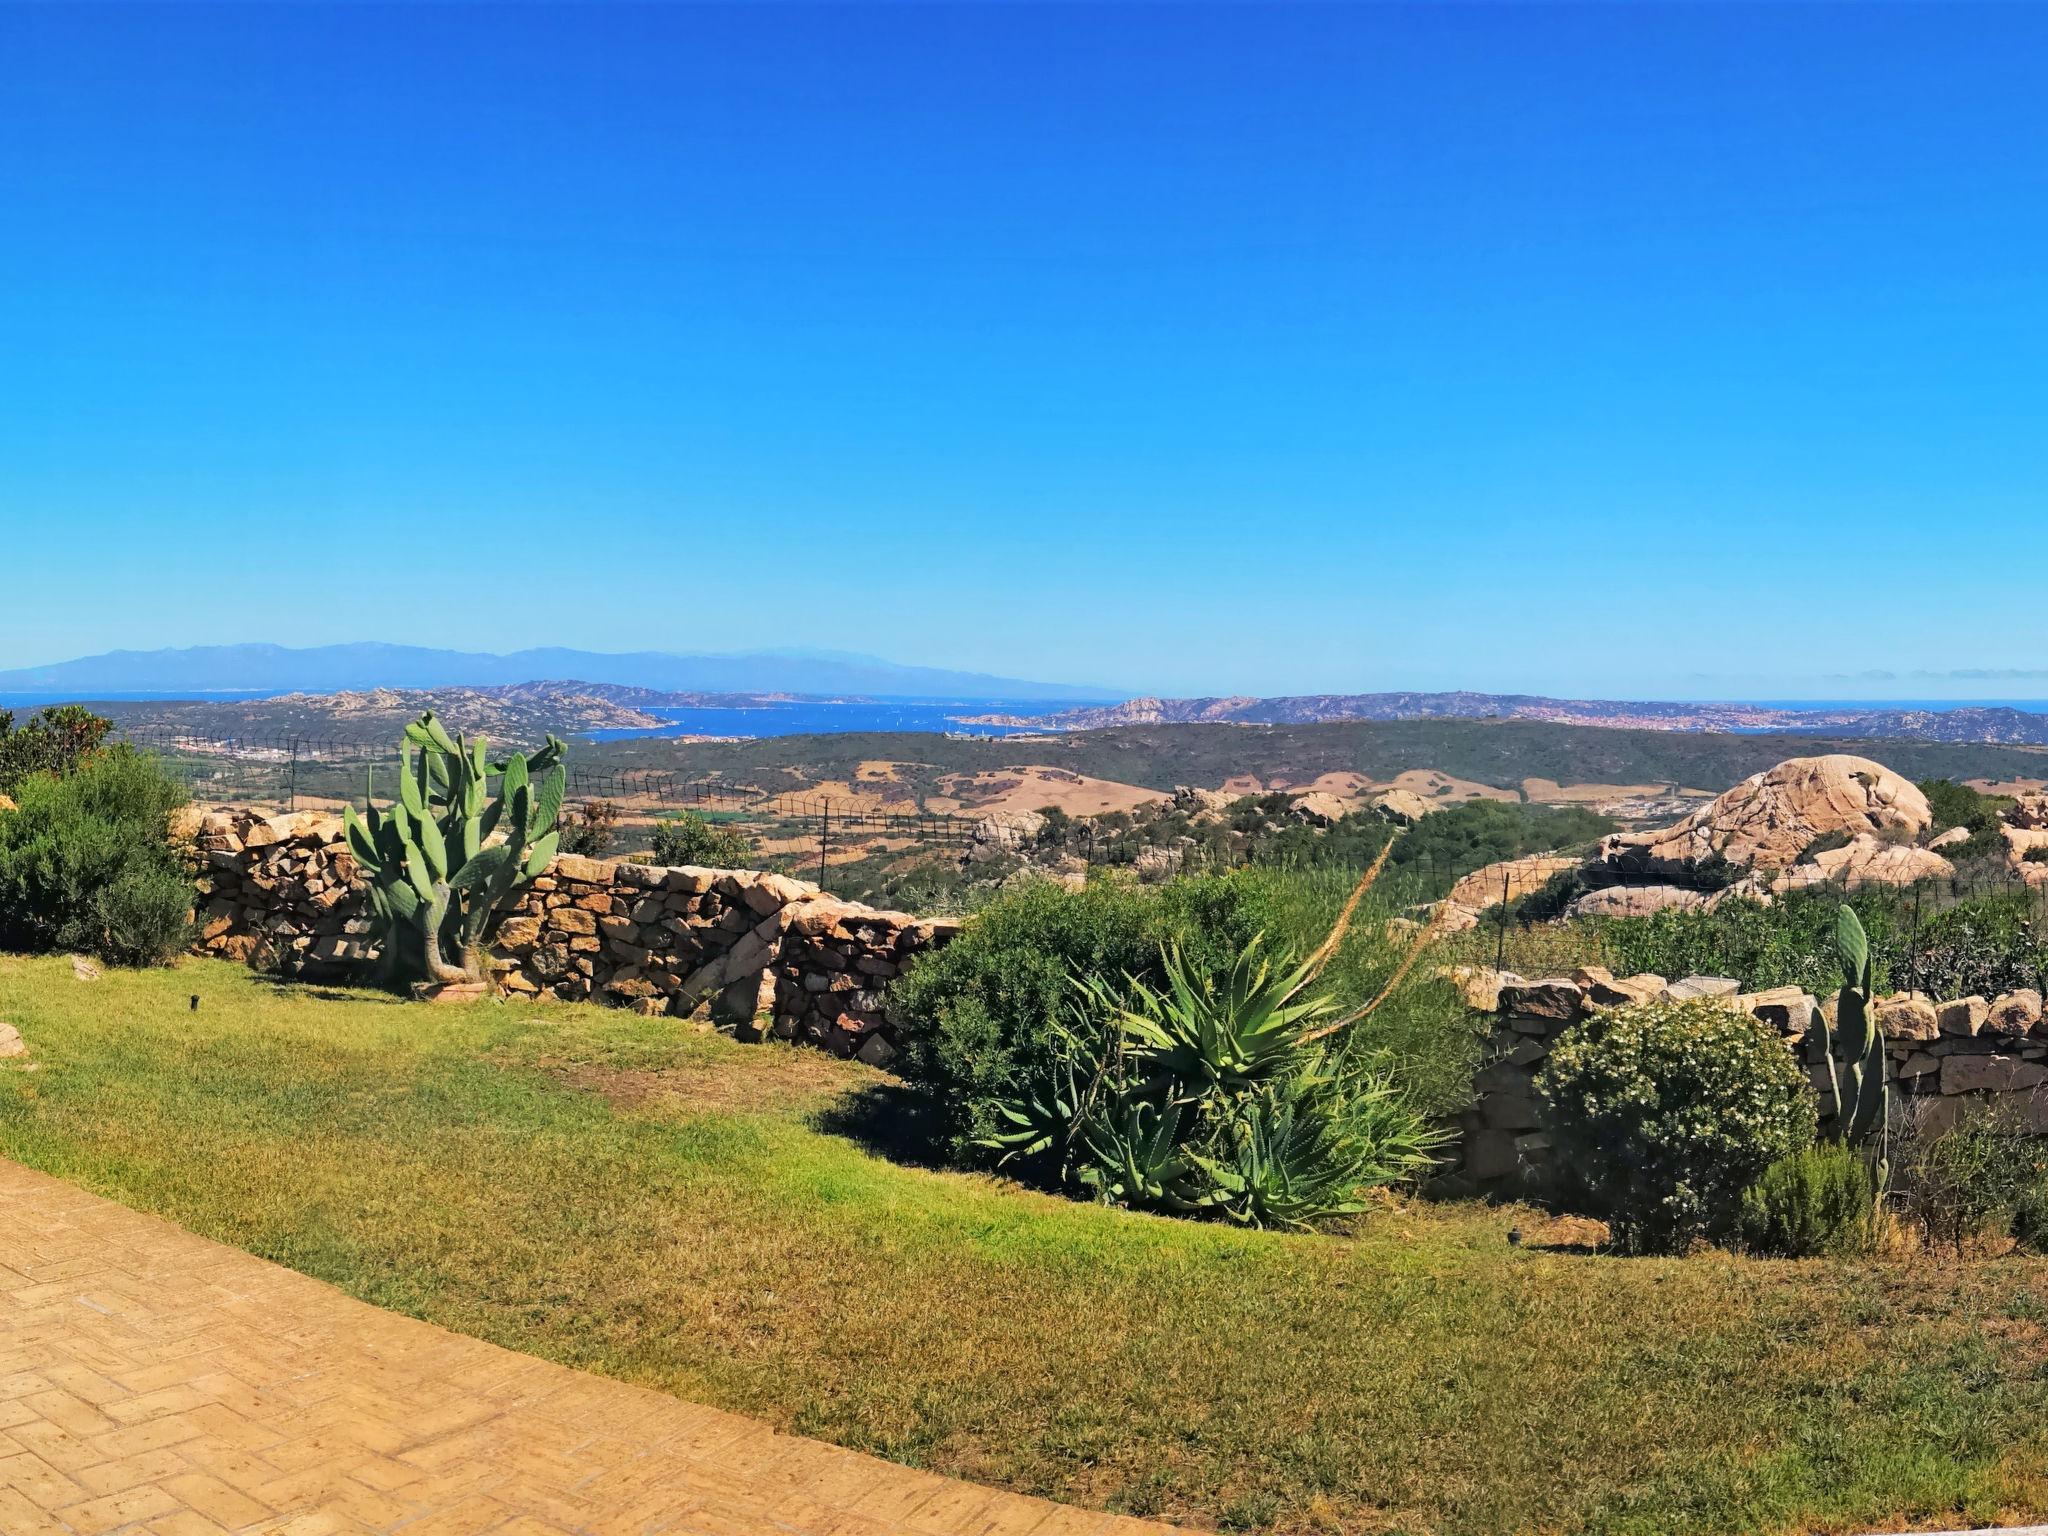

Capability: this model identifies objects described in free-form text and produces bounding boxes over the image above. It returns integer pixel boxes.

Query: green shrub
[1739,1143,1879,1257]
[0,746,192,965]
[650,810,753,869]
[1905,894,2045,1000]
[1919,777,2012,862]
[1537,997,1816,1254]
[888,875,1251,1159]
[2012,1178,2048,1254]
[559,799,621,857]
[1600,887,1906,995]
[1896,1100,2047,1255]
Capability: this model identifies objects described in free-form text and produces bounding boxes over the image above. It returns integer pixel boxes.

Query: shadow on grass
[811,1080,949,1168]
[249,975,407,1006]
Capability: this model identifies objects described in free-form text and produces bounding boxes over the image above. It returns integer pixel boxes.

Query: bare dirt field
[927,766,1170,818]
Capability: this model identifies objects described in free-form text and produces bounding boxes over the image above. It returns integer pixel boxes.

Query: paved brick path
[0,1160,1174,1536]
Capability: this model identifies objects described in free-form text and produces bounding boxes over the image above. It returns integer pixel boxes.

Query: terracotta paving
[0,1160,1176,1536]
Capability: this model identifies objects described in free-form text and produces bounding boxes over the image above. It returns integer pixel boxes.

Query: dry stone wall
[1455,964,2048,1195]
[188,808,956,1063]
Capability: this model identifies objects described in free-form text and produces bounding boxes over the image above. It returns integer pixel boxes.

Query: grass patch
[4,953,2048,1533]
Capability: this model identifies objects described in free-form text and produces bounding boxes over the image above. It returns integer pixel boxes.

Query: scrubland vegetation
[16,712,2048,1531]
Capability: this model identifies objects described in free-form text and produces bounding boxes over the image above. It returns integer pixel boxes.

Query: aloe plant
[1197,1061,1442,1232]
[1075,1099,1218,1213]
[342,711,565,989]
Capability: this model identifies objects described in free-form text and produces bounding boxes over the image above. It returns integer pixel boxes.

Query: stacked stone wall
[1457,965,2048,1194]
[188,808,955,1062]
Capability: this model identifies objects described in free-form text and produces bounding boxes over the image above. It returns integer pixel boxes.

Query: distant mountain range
[0,643,1112,702]
[985,691,2048,746]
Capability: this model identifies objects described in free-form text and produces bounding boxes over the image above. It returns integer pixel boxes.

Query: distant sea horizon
[11,692,2048,742]
[1748,700,2048,712]
[581,699,1072,740]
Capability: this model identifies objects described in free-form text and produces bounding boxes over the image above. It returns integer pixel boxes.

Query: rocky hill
[99,683,683,742]
[1001,691,2048,745]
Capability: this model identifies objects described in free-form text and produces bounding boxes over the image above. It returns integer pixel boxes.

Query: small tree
[0,705,113,794]
[560,799,622,857]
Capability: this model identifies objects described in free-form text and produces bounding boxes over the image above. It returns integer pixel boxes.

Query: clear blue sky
[6,3,2047,700]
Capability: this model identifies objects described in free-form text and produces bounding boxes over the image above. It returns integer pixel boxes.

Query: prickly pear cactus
[341,711,565,990]
[1822,905,1890,1156]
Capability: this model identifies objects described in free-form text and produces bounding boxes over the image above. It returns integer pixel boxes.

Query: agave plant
[342,711,565,989]
[982,1013,1105,1166]
[978,838,1448,1230]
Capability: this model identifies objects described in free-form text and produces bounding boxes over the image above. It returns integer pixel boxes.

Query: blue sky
[5,4,2047,700]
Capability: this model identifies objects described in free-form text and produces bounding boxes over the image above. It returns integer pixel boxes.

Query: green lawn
[2,953,2046,1535]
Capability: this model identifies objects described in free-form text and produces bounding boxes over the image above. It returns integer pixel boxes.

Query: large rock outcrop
[1592,755,1934,879]
[1790,834,1956,890]
[1445,855,1581,915]
[1371,788,1435,825]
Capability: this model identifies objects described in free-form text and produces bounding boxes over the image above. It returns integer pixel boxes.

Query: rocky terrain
[996,691,2048,745]
[1436,753,2048,929]
[97,682,802,743]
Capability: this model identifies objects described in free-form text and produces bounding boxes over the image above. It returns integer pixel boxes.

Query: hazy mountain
[0,643,1112,702]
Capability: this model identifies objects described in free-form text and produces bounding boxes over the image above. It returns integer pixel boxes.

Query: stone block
[741,882,785,916]
[1874,994,1940,1042]
[1940,1053,2048,1095]
[1938,996,1988,1037]
[1739,986,1816,1037]
[1496,979,1583,1023]
[1464,1129,1521,1183]
[1576,967,1667,1009]
[1897,1050,1939,1078]
[1667,975,1741,1002]
[1989,990,2043,1036]
[552,854,618,885]
[1482,1093,1541,1132]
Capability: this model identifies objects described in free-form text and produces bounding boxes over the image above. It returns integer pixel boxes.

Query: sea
[12,693,2048,742]
[0,691,1082,741]
[580,699,1078,741]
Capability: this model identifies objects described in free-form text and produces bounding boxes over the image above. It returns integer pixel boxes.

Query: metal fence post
[817,802,831,890]
[287,737,300,814]
[1909,882,1923,998]
[1495,862,1510,971]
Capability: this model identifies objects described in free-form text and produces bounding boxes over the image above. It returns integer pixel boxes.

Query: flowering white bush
[1537,997,1816,1254]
